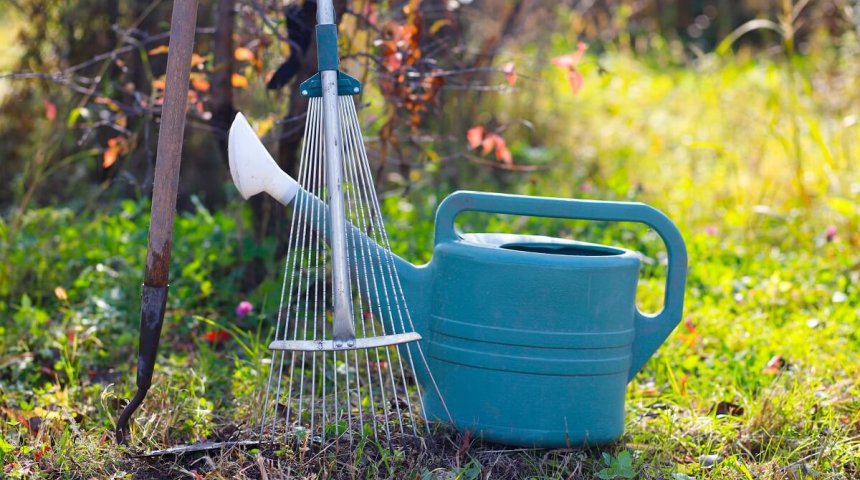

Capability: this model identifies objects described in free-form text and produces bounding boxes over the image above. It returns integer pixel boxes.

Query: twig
[241,0,304,53]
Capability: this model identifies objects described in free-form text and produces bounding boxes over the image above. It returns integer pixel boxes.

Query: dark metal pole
[116,0,200,445]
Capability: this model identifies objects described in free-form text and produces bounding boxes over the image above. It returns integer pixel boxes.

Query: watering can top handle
[434,190,688,379]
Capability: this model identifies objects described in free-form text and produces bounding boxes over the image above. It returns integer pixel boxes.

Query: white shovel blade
[228,112,299,205]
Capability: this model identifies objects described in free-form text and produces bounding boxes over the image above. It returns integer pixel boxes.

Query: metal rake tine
[342,98,418,437]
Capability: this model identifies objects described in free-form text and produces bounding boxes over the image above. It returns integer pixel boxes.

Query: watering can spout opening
[228,112,299,205]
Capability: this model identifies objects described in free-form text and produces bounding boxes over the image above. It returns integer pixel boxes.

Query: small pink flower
[579,182,593,193]
[235,300,253,317]
[705,225,719,236]
[825,225,837,243]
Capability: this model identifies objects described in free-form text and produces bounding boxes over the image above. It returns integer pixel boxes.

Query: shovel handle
[434,190,688,379]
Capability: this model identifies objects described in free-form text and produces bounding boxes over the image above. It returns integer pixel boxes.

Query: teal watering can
[229,114,688,447]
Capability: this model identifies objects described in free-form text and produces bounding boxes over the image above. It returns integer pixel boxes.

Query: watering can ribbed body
[395,191,688,447]
[421,236,639,446]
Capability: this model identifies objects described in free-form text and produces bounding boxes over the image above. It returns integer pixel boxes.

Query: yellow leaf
[255,117,275,137]
[94,96,121,112]
[429,19,450,35]
[151,77,166,91]
[234,47,255,62]
[54,287,68,301]
[231,73,249,88]
[148,45,169,55]
[279,42,292,58]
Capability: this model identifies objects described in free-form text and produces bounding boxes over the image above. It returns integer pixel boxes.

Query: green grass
[1,40,859,478]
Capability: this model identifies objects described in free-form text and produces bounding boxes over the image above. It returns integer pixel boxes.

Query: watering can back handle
[434,190,688,380]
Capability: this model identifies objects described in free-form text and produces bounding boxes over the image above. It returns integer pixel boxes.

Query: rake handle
[317,0,357,348]
[116,0,199,445]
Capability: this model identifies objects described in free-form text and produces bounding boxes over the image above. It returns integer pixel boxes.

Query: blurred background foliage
[1,0,857,274]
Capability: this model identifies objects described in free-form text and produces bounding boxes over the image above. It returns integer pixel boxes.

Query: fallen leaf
[368,361,388,372]
[762,354,788,374]
[231,73,249,88]
[33,445,50,461]
[684,318,697,333]
[27,416,42,435]
[466,125,484,149]
[711,401,744,417]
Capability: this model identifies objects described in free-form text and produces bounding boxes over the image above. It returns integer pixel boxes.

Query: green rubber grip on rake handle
[316,24,338,71]
[434,190,688,379]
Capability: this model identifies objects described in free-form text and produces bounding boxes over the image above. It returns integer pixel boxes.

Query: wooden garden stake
[116,0,200,445]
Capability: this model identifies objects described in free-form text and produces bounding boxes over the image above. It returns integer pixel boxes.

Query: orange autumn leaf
[762,355,787,374]
[148,45,169,55]
[480,134,497,156]
[383,51,403,71]
[492,135,513,165]
[551,42,588,69]
[234,47,255,62]
[94,96,120,111]
[501,62,517,87]
[231,73,249,88]
[151,77,166,91]
[102,136,128,169]
[190,53,206,68]
[565,69,584,95]
[191,75,210,92]
[552,42,588,95]
[202,329,231,343]
[466,125,484,149]
[44,99,57,123]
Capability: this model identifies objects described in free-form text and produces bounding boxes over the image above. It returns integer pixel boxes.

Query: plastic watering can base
[400,191,688,448]
[422,361,628,447]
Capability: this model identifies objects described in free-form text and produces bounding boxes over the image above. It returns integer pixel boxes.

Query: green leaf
[66,107,82,127]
